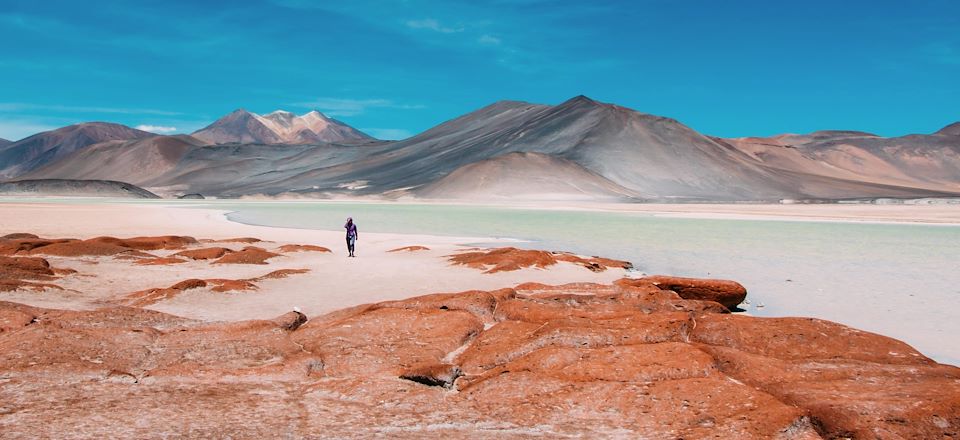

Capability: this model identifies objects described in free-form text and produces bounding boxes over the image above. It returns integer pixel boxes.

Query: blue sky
[0,0,957,141]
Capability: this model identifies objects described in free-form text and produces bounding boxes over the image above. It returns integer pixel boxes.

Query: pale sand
[402,200,960,224]
[0,202,627,321]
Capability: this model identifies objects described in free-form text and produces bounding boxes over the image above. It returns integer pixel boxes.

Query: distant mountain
[0,138,11,148]
[191,109,373,145]
[23,135,206,191]
[285,95,814,201]
[0,179,160,199]
[0,123,153,179]
[722,128,960,193]
[937,122,960,136]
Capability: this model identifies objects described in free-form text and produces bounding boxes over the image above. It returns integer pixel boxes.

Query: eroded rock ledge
[1,278,957,438]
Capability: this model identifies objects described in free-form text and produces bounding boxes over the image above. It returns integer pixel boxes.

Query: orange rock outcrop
[212,246,281,264]
[449,247,632,273]
[2,278,956,438]
[389,245,431,252]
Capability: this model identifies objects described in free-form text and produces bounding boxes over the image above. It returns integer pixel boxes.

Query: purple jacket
[345,221,358,238]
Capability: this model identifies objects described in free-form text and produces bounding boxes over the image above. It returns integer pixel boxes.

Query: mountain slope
[0,123,153,179]
[937,122,960,136]
[416,152,641,201]
[23,135,206,188]
[192,109,373,145]
[0,179,160,198]
[723,129,960,193]
[0,138,11,148]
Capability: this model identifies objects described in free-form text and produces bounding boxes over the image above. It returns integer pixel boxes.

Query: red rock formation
[118,269,311,304]
[172,247,234,260]
[3,279,956,437]
[214,237,263,244]
[254,269,310,280]
[122,279,208,306]
[212,246,281,264]
[389,245,431,252]
[0,256,69,291]
[2,247,958,439]
[633,275,747,309]
[277,244,331,253]
[133,257,187,266]
[207,279,259,292]
[0,256,55,280]
[449,247,631,273]
[0,234,196,257]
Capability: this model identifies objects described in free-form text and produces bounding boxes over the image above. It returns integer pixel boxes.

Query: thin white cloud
[478,34,501,45]
[136,124,178,134]
[294,98,425,117]
[362,128,413,140]
[405,18,463,33]
[0,102,181,116]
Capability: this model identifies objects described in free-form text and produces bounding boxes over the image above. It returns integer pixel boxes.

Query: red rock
[172,247,234,260]
[26,239,129,257]
[121,279,208,307]
[277,244,331,253]
[1,278,958,438]
[554,252,633,272]
[0,256,70,292]
[0,256,55,280]
[1,233,39,239]
[632,275,748,310]
[400,362,462,387]
[0,279,64,292]
[207,279,259,292]
[114,235,198,250]
[212,246,280,264]
[389,246,430,252]
[112,249,158,260]
[449,247,631,273]
[133,257,187,266]
[0,237,74,255]
[253,269,310,281]
[215,237,263,244]
[448,247,559,273]
[170,279,207,290]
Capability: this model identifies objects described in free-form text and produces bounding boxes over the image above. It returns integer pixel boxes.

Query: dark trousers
[346,236,356,254]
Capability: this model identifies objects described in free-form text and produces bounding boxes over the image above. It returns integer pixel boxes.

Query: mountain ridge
[191,109,373,145]
[0,122,154,179]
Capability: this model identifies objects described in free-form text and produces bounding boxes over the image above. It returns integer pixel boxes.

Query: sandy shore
[0,202,628,321]
[403,200,960,224]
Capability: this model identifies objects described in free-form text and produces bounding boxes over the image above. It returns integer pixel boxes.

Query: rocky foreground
[1,244,959,439]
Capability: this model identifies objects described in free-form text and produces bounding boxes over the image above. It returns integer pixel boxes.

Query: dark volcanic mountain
[0,123,153,179]
[191,109,373,145]
[0,138,11,148]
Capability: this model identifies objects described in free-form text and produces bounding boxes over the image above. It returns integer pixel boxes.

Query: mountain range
[2,97,958,202]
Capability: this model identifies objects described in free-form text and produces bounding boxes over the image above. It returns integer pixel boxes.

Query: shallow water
[219,201,960,365]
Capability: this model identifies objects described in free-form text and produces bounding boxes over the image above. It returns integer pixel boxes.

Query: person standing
[344,217,358,257]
